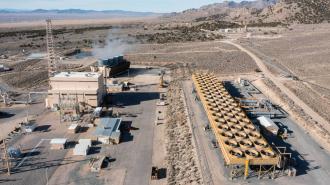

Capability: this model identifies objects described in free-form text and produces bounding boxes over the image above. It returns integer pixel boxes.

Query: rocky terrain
[165,0,330,24]
[165,68,203,185]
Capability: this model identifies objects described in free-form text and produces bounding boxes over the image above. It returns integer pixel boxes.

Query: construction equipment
[278,128,289,140]
[46,19,58,79]
[151,166,158,180]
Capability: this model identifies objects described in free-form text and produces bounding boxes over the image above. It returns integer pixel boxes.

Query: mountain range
[0,8,160,16]
[167,0,330,24]
[0,9,162,23]
[1,0,330,24]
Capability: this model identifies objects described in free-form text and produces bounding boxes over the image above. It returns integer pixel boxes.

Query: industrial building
[192,73,281,179]
[93,117,122,144]
[50,138,67,150]
[73,139,92,156]
[46,72,106,110]
[90,56,130,78]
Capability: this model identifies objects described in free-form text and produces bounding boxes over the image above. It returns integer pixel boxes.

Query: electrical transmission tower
[46,19,58,78]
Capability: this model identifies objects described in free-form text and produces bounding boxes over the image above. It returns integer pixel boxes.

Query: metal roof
[68,124,79,130]
[73,143,89,155]
[53,72,101,79]
[257,116,278,129]
[79,139,92,147]
[49,72,102,83]
[93,117,121,137]
[50,138,67,144]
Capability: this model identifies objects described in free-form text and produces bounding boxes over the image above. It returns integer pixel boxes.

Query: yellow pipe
[244,159,249,179]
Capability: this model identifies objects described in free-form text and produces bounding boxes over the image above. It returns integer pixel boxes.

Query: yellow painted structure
[192,73,279,166]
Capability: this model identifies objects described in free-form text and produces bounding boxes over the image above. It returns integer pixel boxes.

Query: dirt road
[126,48,236,56]
[222,40,329,131]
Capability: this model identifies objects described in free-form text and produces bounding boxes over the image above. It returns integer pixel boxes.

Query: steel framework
[0,140,11,175]
[46,19,58,78]
[192,73,280,179]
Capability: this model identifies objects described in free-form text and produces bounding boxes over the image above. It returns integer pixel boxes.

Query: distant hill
[166,0,330,24]
[0,9,162,23]
[280,0,330,23]
[0,8,160,16]
[164,0,277,21]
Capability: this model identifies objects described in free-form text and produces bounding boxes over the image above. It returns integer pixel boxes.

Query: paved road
[106,80,159,185]
[222,40,329,131]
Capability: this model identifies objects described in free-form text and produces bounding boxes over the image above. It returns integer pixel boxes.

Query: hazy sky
[0,0,251,13]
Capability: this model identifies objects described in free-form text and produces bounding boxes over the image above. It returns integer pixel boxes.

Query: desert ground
[238,23,330,122]
[1,17,330,185]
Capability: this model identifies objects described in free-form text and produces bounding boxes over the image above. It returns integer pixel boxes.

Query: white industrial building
[50,138,67,150]
[46,72,106,110]
[73,139,92,156]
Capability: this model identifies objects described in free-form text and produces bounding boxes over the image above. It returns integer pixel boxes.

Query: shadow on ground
[0,112,15,119]
[104,92,159,107]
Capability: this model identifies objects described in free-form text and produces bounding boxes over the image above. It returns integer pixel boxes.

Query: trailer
[50,138,67,150]
[257,116,279,135]
[151,166,158,180]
